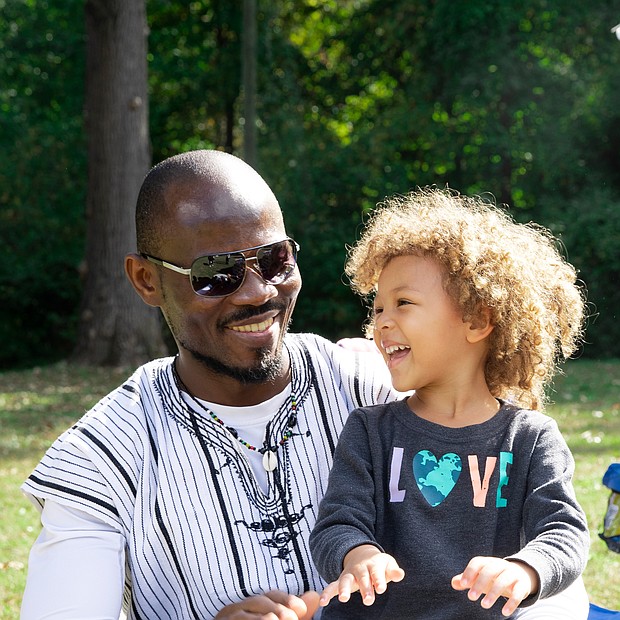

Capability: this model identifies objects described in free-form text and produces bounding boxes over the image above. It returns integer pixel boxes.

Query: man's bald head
[135,150,281,255]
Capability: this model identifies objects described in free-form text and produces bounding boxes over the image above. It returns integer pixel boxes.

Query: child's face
[372,255,474,393]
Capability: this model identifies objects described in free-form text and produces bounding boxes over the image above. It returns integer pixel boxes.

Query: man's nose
[244,256,264,280]
[233,260,278,304]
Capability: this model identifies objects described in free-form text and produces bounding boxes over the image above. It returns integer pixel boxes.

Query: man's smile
[229,317,275,333]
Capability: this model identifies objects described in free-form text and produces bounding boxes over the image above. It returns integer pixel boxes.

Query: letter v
[468,455,497,507]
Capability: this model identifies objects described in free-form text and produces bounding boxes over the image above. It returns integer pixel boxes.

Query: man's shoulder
[286,332,399,404]
[82,356,175,422]
[286,332,372,371]
[287,332,375,362]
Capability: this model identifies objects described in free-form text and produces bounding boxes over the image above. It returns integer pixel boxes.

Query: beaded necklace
[172,362,297,472]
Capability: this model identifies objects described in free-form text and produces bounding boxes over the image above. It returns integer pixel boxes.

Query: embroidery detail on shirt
[235,503,313,575]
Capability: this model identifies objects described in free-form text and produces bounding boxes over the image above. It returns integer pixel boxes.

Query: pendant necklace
[172,362,297,472]
[204,394,298,472]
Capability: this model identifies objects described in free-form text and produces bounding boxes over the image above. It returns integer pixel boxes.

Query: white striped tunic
[22,333,397,619]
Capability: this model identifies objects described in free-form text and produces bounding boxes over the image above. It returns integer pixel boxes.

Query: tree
[242,0,258,166]
[73,0,167,365]
[3,0,620,366]
[0,0,86,369]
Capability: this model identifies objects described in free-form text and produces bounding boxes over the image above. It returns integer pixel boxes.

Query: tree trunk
[74,0,167,366]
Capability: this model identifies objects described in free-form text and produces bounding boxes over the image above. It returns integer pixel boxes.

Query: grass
[1,359,619,618]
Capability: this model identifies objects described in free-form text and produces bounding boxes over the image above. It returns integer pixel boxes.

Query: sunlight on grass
[547,360,620,611]
[0,362,130,620]
[0,359,619,617]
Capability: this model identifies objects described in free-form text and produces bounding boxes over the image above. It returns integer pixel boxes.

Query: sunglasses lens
[257,240,297,284]
[189,239,298,297]
[191,255,245,296]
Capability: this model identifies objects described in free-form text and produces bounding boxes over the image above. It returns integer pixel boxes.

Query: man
[20,150,397,619]
[20,150,589,619]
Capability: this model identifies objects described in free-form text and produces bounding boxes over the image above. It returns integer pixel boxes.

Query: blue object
[600,463,620,552]
[603,463,620,493]
[589,603,620,618]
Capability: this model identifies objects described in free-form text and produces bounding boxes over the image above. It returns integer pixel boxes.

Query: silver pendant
[262,450,278,472]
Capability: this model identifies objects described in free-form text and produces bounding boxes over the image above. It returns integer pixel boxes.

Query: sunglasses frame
[141,237,299,298]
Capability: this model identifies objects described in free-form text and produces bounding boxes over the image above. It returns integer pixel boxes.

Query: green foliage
[256,0,620,350]
[147,0,242,158]
[2,0,620,366]
[0,0,86,368]
[546,189,620,359]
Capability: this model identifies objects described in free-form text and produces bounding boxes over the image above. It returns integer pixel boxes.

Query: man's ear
[125,253,163,308]
[466,305,494,343]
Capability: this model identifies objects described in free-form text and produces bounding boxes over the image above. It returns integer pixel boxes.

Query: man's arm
[22,502,319,620]
[21,501,125,620]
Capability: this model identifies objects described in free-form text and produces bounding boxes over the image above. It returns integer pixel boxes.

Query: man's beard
[167,296,295,385]
[186,344,284,384]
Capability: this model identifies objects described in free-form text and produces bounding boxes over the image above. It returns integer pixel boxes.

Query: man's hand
[319,544,405,608]
[451,556,539,617]
[214,590,319,619]
[337,338,381,354]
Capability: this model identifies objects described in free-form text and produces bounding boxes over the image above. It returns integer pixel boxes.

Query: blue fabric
[589,603,620,618]
[602,463,620,493]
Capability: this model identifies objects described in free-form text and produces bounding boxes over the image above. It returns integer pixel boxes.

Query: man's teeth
[384,344,410,355]
[230,318,274,333]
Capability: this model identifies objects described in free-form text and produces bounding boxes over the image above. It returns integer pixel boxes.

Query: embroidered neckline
[171,360,298,471]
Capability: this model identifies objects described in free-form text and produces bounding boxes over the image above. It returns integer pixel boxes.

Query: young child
[309,187,590,619]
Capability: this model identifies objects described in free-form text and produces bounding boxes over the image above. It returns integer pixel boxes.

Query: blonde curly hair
[346,187,587,410]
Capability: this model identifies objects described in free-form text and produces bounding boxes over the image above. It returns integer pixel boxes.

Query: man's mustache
[219,301,289,329]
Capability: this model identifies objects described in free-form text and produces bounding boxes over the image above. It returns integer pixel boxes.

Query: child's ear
[466,306,494,343]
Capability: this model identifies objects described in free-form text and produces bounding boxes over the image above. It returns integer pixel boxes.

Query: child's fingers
[500,581,531,617]
[321,553,405,609]
[369,565,388,595]
[336,572,360,603]
[386,556,405,583]
[452,557,534,615]
[319,579,349,606]
[354,568,376,606]
[369,555,405,595]
[452,556,486,593]
[479,571,514,609]
[451,572,467,591]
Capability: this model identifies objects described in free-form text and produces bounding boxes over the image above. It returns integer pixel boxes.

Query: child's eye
[373,306,383,315]
[397,299,413,307]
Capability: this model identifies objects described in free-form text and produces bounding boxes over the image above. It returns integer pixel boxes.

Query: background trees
[74,0,166,366]
[1,0,619,368]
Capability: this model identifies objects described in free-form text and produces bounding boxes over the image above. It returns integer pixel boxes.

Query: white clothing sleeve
[20,500,125,620]
[513,576,590,620]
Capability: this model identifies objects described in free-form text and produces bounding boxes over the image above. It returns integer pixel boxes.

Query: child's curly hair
[346,187,587,410]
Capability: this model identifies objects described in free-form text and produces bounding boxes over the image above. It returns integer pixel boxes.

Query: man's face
[155,181,302,386]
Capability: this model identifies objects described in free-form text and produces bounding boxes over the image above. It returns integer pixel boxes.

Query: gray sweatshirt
[310,399,589,619]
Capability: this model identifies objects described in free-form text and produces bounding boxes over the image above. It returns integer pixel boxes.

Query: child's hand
[451,556,539,617]
[319,544,405,607]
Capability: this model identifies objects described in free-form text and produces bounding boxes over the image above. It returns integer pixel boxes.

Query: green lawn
[1,359,619,618]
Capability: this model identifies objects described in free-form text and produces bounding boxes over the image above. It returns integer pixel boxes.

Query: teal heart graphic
[413,450,462,506]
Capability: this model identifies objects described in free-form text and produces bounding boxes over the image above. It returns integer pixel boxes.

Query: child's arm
[319,544,405,607]
[451,556,539,617]
[451,415,588,616]
[310,409,384,586]
[504,418,589,599]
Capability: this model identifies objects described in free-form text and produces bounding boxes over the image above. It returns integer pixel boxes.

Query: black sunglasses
[142,238,299,298]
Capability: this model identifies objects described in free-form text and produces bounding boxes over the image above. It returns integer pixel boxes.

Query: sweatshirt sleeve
[506,418,590,601]
[309,409,383,582]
